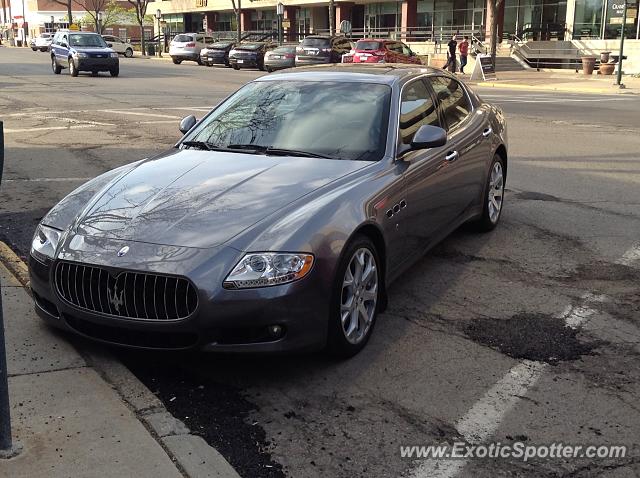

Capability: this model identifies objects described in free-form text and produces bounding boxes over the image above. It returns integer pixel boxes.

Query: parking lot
[1,47,640,477]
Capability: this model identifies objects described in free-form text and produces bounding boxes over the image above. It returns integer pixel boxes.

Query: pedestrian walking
[443,36,457,73]
[459,36,470,74]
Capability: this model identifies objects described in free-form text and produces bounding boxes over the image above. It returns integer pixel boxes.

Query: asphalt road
[1,47,640,478]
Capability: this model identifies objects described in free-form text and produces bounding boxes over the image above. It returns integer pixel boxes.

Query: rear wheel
[69,58,79,77]
[232,64,240,70]
[124,48,133,58]
[172,57,182,64]
[51,56,61,74]
[31,47,37,51]
[474,154,505,231]
[196,56,203,65]
[266,66,273,73]
[327,236,381,358]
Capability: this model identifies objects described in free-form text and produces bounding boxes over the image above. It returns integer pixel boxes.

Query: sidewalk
[466,69,640,95]
[0,249,240,477]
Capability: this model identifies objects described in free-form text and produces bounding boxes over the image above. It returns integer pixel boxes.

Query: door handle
[445,150,459,162]
[482,127,493,138]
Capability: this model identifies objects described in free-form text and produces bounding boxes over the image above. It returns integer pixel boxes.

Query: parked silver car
[29,65,507,357]
[102,35,134,57]
[264,45,296,72]
[32,33,53,52]
[169,33,214,64]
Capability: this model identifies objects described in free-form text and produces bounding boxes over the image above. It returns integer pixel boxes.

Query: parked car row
[173,34,421,72]
[30,31,134,58]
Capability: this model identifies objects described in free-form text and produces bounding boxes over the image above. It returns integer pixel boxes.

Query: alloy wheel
[340,248,378,345]
[488,161,504,224]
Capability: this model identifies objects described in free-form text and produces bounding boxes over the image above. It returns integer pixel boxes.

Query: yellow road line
[0,241,29,287]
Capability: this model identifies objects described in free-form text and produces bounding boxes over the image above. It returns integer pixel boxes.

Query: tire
[196,57,203,65]
[110,67,119,77]
[51,56,62,74]
[327,235,381,358]
[258,62,265,71]
[124,48,133,58]
[31,47,37,51]
[69,58,79,77]
[91,71,98,77]
[232,65,240,70]
[40,48,48,52]
[266,67,273,73]
[172,57,182,64]
[474,153,506,232]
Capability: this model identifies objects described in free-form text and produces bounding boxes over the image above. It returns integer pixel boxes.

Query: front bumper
[76,57,118,71]
[295,56,332,66]
[29,242,332,353]
[206,54,228,65]
[171,52,199,61]
[264,59,295,70]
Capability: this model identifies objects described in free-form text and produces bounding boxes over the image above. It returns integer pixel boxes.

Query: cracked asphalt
[1,47,639,478]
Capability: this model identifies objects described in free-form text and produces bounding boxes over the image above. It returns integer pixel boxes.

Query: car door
[426,75,491,221]
[400,77,454,255]
[56,33,70,67]
[113,37,125,54]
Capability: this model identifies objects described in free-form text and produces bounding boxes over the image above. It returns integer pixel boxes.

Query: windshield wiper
[226,144,333,159]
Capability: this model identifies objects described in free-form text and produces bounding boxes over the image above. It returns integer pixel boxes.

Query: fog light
[267,325,283,338]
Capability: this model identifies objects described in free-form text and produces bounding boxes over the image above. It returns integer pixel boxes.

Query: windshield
[185,81,391,161]
[174,34,194,43]
[301,38,330,47]
[211,42,232,49]
[273,46,295,54]
[356,41,382,51]
[69,34,107,48]
[237,43,262,50]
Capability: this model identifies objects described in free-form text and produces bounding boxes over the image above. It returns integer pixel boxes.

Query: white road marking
[4,125,96,134]
[616,244,640,267]
[99,109,182,119]
[411,244,639,478]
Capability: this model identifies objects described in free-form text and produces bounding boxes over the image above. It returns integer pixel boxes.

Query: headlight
[223,253,314,289]
[31,225,62,261]
[109,52,118,58]
[73,52,88,58]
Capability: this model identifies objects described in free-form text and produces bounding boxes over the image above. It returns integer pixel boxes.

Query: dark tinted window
[301,37,330,47]
[187,81,392,161]
[355,41,382,50]
[387,42,403,53]
[174,34,194,42]
[399,79,439,145]
[428,77,471,130]
[273,46,295,54]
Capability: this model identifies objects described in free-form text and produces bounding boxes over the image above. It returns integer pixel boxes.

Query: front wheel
[31,47,37,51]
[475,154,505,231]
[327,236,381,358]
[69,58,79,77]
[124,48,133,58]
[232,64,240,70]
[51,56,61,74]
[110,67,119,77]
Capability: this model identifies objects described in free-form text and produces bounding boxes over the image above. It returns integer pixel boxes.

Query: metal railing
[512,41,616,71]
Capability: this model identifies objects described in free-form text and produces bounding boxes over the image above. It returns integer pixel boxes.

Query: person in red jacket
[459,36,470,74]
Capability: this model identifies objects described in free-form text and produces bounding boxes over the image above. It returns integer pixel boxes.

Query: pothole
[465,313,602,365]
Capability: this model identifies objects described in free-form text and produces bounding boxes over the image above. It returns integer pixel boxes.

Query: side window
[388,42,403,53]
[401,43,412,56]
[62,35,68,46]
[399,79,440,145]
[428,77,471,130]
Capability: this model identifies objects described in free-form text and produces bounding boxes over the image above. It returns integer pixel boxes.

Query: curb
[471,81,638,95]
[0,241,241,478]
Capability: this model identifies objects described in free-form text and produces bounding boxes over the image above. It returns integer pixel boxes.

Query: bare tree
[329,0,334,35]
[127,0,151,55]
[230,0,241,43]
[51,0,73,26]
[487,0,504,67]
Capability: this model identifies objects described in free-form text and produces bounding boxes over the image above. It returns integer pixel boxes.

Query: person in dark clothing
[443,36,457,73]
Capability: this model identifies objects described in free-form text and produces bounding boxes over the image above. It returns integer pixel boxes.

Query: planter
[599,62,615,75]
[600,51,611,63]
[581,56,597,75]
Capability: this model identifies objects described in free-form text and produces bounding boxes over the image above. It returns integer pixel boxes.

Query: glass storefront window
[251,10,276,31]
[365,2,401,32]
[604,0,639,39]
[298,8,312,35]
[164,14,185,34]
[573,0,603,38]
[215,12,235,32]
[417,0,485,40]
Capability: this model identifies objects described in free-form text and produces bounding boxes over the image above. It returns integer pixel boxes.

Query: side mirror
[179,115,197,134]
[107,42,113,47]
[410,125,447,150]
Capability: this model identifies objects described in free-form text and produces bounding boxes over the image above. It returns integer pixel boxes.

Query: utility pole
[328,0,334,35]
[616,0,628,88]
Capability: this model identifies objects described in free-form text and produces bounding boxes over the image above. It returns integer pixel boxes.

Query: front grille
[54,262,198,321]
[88,53,108,58]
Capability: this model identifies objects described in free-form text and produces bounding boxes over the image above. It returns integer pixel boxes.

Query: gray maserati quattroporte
[29,65,507,357]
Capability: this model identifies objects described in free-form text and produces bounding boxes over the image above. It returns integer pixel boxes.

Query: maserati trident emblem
[107,283,125,314]
[117,246,130,257]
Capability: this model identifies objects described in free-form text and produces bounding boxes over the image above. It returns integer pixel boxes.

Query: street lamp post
[97,11,103,35]
[50,15,55,33]
[276,2,284,45]
[155,9,162,57]
[616,0,628,88]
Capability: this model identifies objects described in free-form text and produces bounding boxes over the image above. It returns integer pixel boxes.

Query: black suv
[51,31,119,77]
[295,35,352,66]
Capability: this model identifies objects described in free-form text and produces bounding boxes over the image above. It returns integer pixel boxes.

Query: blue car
[51,31,119,77]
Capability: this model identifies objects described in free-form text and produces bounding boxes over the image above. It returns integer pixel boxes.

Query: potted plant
[581,56,597,75]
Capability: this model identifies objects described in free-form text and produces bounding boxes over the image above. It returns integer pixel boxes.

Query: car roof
[259,64,443,85]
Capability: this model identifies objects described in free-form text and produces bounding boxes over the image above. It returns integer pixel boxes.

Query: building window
[299,7,312,35]
[365,2,401,33]
[603,0,639,39]
[251,10,276,31]
[164,13,185,34]
[215,12,235,31]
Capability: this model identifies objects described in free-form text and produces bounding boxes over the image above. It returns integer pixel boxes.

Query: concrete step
[494,56,527,71]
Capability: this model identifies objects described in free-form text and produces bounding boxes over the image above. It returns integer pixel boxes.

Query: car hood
[72,46,114,54]
[73,149,368,249]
